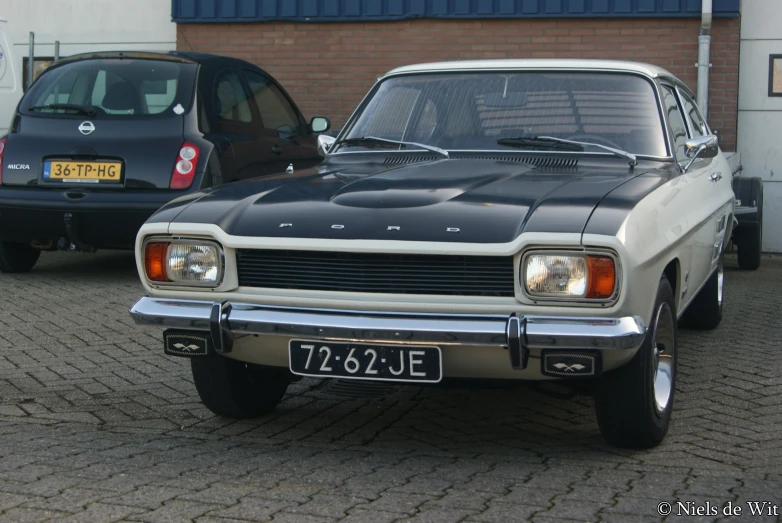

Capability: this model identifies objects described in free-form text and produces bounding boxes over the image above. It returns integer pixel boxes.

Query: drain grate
[323,379,402,398]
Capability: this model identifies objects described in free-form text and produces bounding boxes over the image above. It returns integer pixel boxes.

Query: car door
[677,88,734,280]
[660,84,721,300]
[209,68,277,183]
[242,68,321,172]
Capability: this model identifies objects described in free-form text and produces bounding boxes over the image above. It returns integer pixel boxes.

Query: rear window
[20,58,197,118]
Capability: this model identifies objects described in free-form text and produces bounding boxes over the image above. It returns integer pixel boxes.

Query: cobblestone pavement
[0,251,780,523]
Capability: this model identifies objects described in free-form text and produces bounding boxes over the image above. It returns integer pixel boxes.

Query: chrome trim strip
[525,316,646,349]
[130,297,647,351]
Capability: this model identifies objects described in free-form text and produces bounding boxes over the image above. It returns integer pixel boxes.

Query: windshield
[339,71,668,157]
[20,58,197,118]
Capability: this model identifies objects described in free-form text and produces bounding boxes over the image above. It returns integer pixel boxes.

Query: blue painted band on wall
[173,0,740,23]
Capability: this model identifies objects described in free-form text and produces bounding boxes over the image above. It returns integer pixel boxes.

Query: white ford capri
[130,60,734,448]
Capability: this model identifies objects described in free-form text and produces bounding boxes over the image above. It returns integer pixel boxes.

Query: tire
[737,224,761,270]
[0,241,41,273]
[679,254,723,330]
[735,178,763,271]
[191,356,290,418]
[594,276,677,448]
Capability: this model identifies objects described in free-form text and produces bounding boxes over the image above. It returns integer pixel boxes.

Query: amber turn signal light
[586,255,616,299]
[144,242,170,282]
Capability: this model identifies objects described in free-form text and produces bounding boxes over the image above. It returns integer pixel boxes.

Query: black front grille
[236,250,515,297]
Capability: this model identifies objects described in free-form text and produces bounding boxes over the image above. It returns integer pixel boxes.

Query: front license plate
[43,160,122,183]
[289,340,442,383]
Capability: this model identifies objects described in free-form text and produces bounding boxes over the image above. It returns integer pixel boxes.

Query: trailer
[727,153,763,270]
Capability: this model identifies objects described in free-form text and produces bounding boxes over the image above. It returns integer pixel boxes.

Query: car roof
[384,59,675,79]
[53,50,252,67]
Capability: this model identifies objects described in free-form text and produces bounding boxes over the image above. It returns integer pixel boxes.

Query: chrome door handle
[709,172,722,182]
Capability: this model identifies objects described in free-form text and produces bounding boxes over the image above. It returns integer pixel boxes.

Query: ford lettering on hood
[162,155,670,243]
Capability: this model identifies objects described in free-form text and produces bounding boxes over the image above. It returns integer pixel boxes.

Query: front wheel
[594,276,677,448]
[191,356,290,418]
[0,241,41,273]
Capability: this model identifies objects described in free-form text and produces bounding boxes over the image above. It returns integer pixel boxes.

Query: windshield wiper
[28,103,97,116]
[497,136,584,152]
[499,136,637,168]
[334,136,449,158]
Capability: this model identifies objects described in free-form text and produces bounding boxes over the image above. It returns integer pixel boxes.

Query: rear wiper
[28,103,97,116]
[499,136,637,168]
[334,136,449,158]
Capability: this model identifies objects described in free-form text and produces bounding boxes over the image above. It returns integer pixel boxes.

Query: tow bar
[62,213,97,252]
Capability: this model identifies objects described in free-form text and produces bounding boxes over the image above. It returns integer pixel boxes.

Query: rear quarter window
[20,58,197,118]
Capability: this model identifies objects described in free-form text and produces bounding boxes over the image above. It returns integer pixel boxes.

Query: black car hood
[165,156,662,243]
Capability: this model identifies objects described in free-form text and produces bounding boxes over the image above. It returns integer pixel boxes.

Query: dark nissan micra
[0,51,329,272]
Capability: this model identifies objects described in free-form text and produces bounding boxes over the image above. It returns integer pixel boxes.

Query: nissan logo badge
[78,121,95,136]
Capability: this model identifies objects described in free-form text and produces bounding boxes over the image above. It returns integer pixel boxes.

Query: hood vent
[451,155,530,163]
[382,154,579,169]
[383,156,439,166]
[527,157,579,169]
[452,155,579,169]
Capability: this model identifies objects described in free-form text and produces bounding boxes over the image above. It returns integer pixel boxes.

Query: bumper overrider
[129,297,648,379]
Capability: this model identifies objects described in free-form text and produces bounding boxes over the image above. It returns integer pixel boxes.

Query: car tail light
[585,255,616,299]
[170,142,200,189]
[144,241,170,282]
[0,138,6,184]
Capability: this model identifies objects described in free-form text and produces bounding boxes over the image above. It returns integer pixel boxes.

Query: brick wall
[178,17,740,151]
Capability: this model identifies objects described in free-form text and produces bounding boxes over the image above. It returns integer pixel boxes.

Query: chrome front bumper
[129,297,647,371]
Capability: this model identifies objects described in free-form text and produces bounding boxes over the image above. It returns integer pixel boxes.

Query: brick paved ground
[0,251,779,523]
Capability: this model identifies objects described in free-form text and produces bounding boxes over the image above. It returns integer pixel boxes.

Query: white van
[0,18,19,136]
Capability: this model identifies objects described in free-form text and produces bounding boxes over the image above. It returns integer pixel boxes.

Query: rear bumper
[130,297,648,377]
[0,187,181,248]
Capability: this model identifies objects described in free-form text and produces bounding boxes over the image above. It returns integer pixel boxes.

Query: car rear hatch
[3,56,197,190]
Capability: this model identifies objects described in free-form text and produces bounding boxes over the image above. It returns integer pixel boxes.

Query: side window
[244,70,300,133]
[679,91,709,137]
[214,70,253,127]
[661,86,688,162]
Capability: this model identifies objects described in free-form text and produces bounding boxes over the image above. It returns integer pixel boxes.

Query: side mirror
[682,134,719,172]
[317,134,336,155]
[310,116,330,134]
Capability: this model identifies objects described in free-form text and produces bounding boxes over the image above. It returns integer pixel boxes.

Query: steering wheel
[563,134,623,150]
